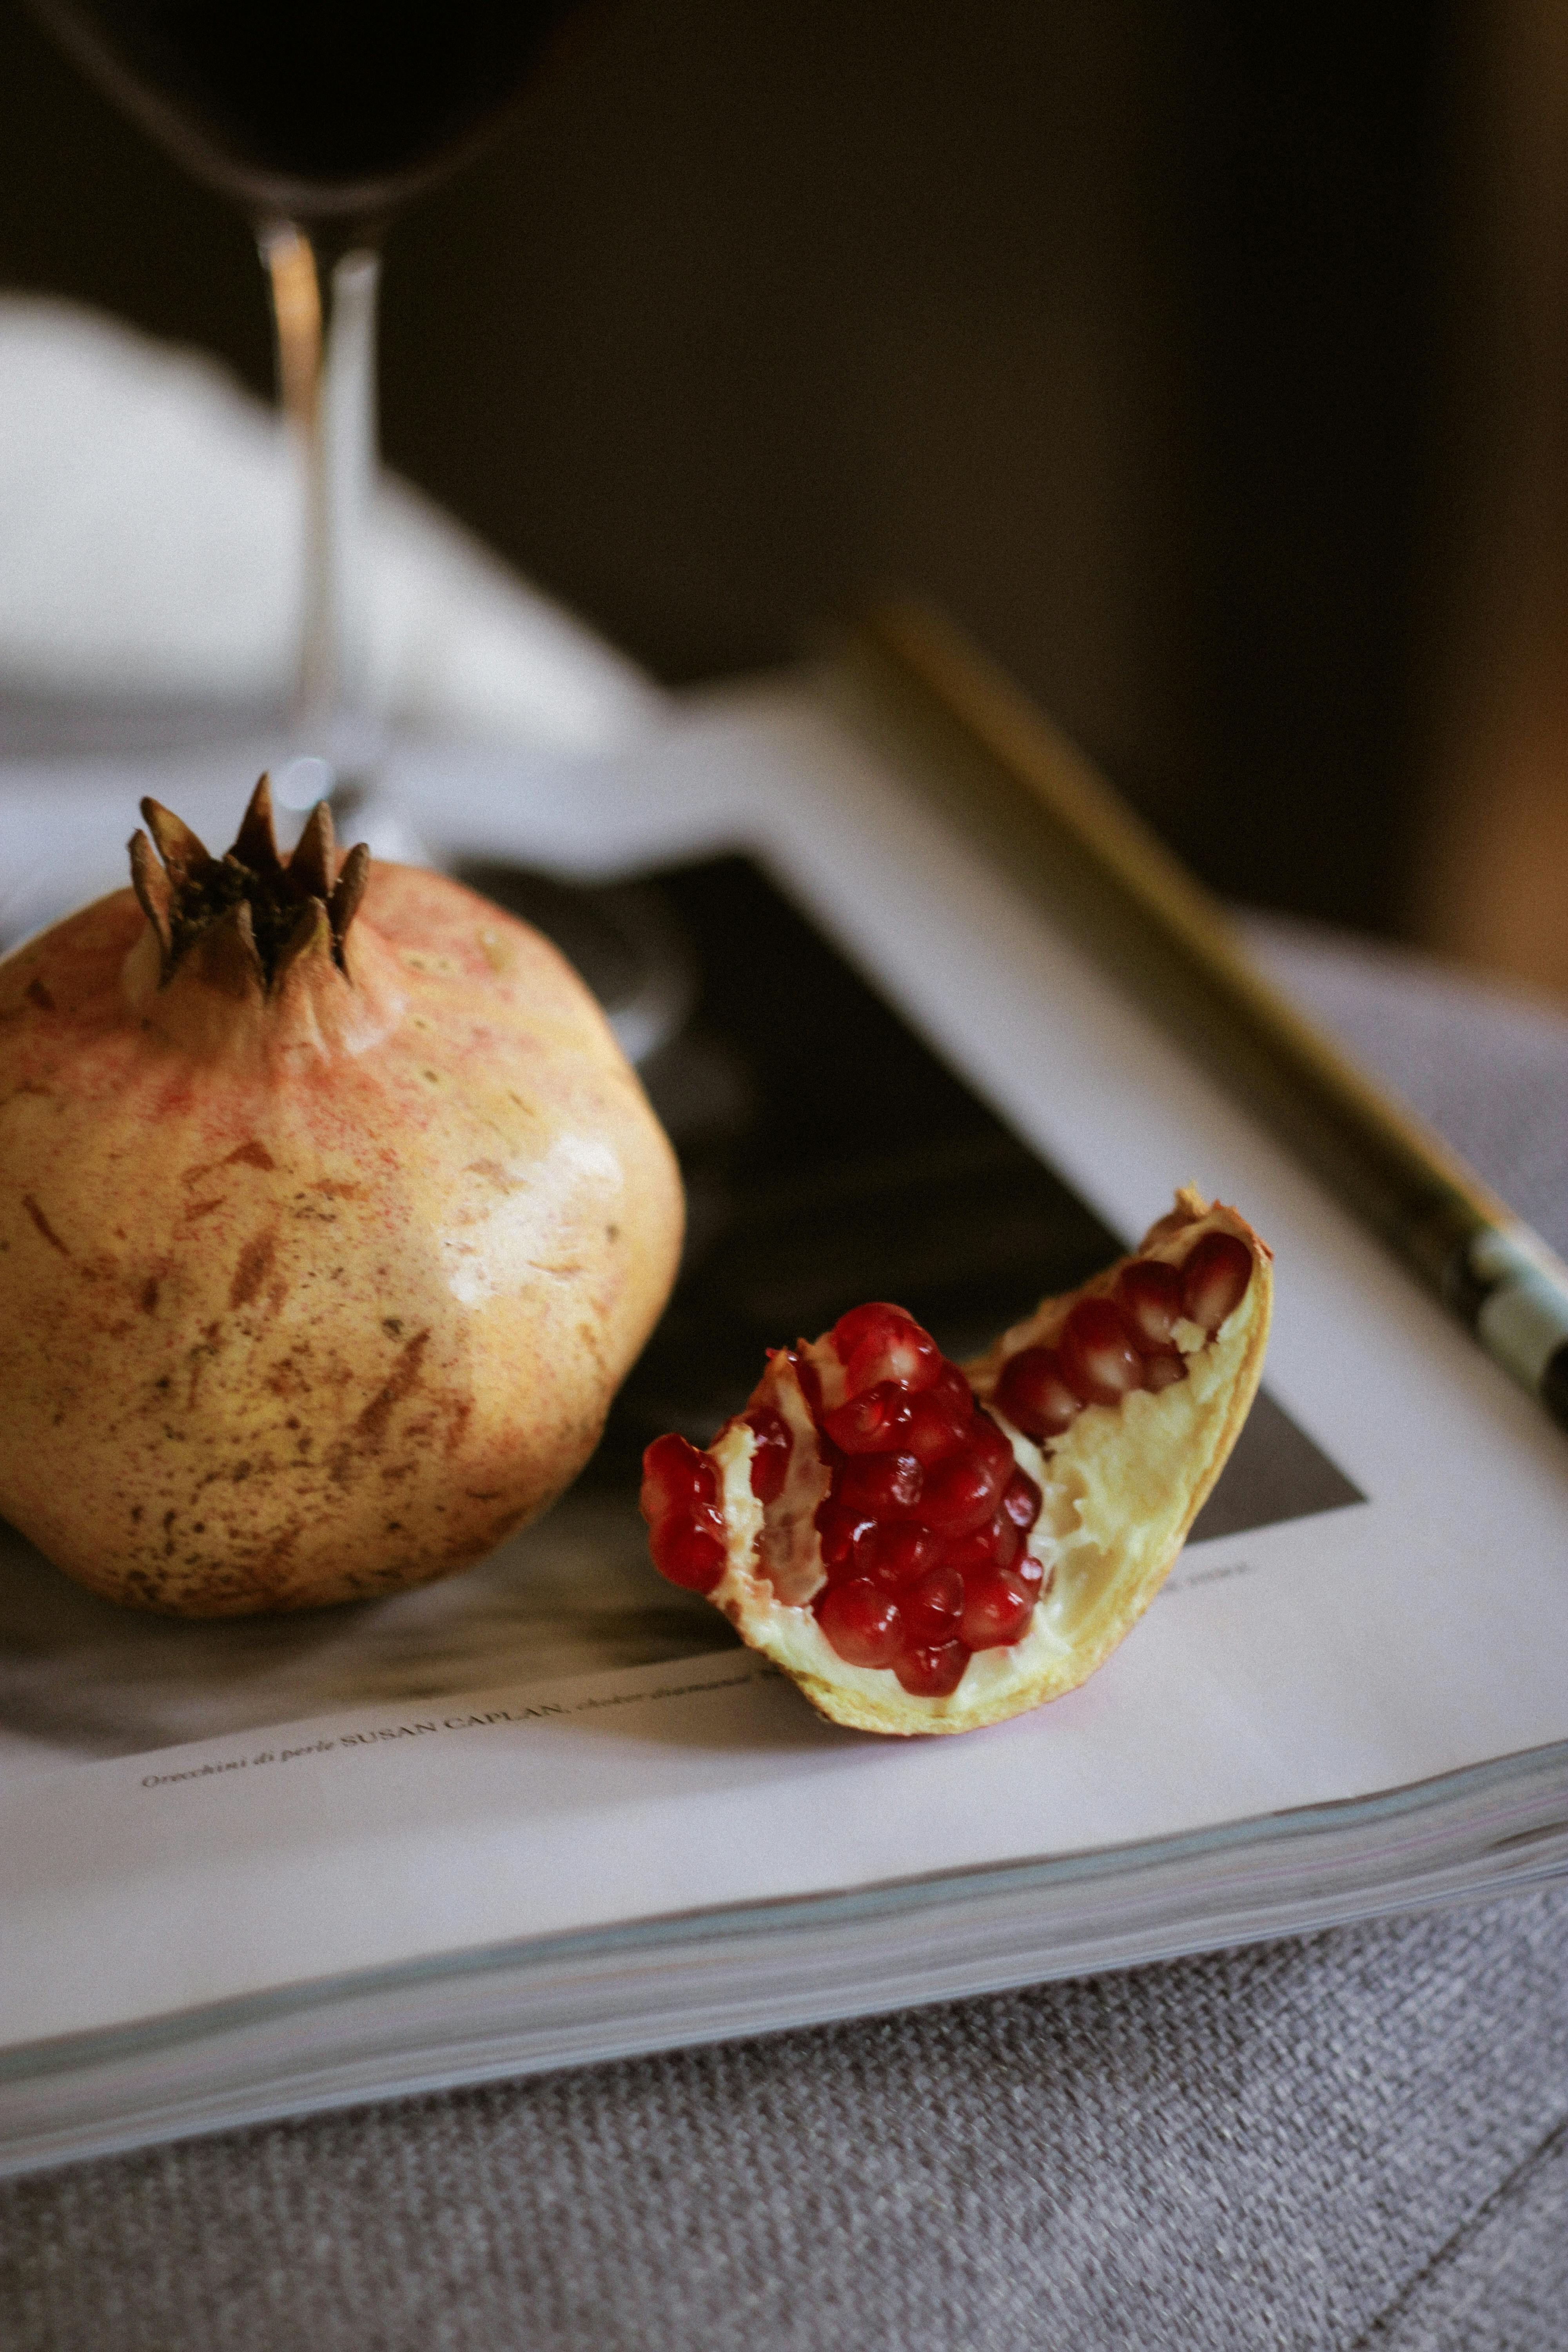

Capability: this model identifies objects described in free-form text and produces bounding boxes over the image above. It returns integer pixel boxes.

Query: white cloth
[0,297,662,752]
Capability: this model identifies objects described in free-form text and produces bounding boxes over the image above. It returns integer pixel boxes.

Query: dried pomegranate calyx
[641,1188,1272,1738]
[129,775,368,990]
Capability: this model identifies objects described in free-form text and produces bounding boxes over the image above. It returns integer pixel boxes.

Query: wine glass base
[274,715,431,867]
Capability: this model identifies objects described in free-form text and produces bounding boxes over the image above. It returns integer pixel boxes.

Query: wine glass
[25,0,586,833]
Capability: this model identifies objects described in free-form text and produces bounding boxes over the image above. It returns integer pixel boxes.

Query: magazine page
[2,679,1566,2054]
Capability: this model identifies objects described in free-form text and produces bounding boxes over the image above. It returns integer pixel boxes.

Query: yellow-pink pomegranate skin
[0,791,683,1615]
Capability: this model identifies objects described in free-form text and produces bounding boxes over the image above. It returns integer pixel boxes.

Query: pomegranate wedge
[641,1188,1272,1735]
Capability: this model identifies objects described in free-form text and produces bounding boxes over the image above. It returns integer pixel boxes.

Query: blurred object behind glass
[1413,0,1568,1000]
[1,0,1565,1002]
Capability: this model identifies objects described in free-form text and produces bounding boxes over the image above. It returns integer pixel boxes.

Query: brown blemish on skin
[266,1349,316,1401]
[288,1195,339,1224]
[327,1331,433,1487]
[465,1159,521,1194]
[22,1195,69,1255]
[186,1320,223,1410]
[139,1277,159,1315]
[229,1231,277,1311]
[24,978,54,1012]
[185,1197,224,1223]
[243,1521,302,1601]
[573,1318,610,1383]
[355,1330,429,1449]
[181,1144,264,1188]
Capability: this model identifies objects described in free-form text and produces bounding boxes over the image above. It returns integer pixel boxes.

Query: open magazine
[2,662,1566,2177]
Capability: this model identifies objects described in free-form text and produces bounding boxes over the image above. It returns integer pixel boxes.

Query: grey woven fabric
[1365,2120,1568,2352]
[2,924,1566,2352]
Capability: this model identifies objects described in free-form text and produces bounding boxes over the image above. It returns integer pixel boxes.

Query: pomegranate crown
[129,776,369,991]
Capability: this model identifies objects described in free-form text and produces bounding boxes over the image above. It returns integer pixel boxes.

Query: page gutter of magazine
[1,677,1566,2052]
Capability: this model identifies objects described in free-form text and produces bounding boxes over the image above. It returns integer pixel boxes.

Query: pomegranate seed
[994,1346,1082,1442]
[1059,1298,1147,1406]
[816,1577,905,1668]
[822,1551,878,1590]
[815,1499,876,1570]
[894,1639,969,1697]
[1180,1232,1253,1335]
[969,1409,1014,1479]
[829,1302,899,1361]
[944,1509,1023,1576]
[856,1523,943,1587]
[831,1303,942,1397]
[639,1433,720,1528]
[1000,1468,1042,1533]
[820,1382,913,1455]
[920,1445,1008,1536]
[900,1565,966,1644]
[904,1386,974,1465]
[1117,1256,1183,1352]
[939,1527,986,1576]
[743,1407,792,1502]
[835,1451,924,1518]
[1010,1550,1045,1592]
[1142,1350,1187,1392]
[650,1517,727,1592]
[991,1514,1023,1570]
[960,1566,1036,1650]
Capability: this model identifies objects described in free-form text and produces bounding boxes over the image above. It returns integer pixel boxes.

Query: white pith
[701,1192,1271,1737]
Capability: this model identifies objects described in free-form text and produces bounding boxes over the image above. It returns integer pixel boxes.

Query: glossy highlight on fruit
[640,1188,1272,1736]
[0,779,684,1615]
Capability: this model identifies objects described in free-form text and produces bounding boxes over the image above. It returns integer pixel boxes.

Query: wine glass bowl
[27,0,583,233]
[25,0,591,820]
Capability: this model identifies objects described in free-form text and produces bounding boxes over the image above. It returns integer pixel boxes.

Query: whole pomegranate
[642,1190,1270,1735]
[0,780,682,1615]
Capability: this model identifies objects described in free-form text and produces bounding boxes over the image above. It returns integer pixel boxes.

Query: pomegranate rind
[697,1188,1272,1736]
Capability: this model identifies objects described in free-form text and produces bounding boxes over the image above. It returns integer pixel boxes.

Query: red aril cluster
[639,1403,793,1592]
[994,1235,1252,1447]
[802,1303,1045,1697]
[639,1431,727,1592]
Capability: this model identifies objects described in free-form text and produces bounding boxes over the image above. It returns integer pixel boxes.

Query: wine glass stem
[260,224,384,795]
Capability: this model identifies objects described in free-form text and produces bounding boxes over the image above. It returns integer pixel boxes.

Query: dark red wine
[29,0,584,224]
